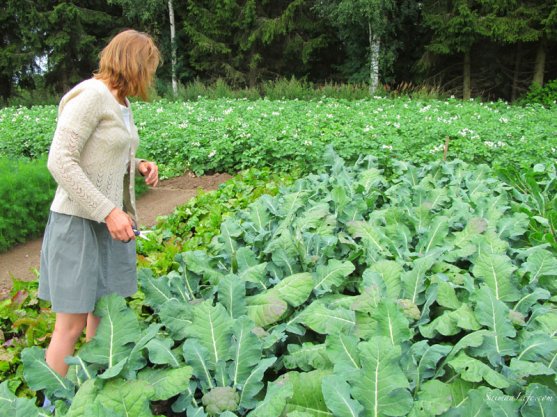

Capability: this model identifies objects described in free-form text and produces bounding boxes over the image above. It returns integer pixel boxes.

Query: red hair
[94,30,160,100]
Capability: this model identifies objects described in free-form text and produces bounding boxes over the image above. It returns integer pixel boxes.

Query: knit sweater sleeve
[47,87,116,222]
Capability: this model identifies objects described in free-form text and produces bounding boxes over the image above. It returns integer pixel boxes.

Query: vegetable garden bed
[8,150,556,417]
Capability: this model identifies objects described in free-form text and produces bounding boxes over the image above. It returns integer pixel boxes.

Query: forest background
[1,0,557,105]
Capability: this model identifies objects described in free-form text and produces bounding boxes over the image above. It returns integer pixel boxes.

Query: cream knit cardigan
[48,78,143,223]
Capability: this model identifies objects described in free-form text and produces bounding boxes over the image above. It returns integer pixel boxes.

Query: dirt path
[0,172,232,299]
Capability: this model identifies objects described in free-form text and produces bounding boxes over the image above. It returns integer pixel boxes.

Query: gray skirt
[39,211,137,313]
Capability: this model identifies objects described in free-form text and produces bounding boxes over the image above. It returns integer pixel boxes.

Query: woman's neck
[99,79,127,106]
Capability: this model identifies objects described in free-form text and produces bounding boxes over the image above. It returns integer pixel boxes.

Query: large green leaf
[182,339,214,390]
[246,292,288,327]
[265,230,300,277]
[145,336,183,368]
[363,260,403,300]
[125,323,163,374]
[416,216,450,255]
[283,371,333,417]
[219,275,247,318]
[79,294,140,368]
[219,218,242,266]
[94,379,155,417]
[350,337,413,417]
[313,260,355,295]
[239,260,269,290]
[520,249,557,284]
[401,341,451,390]
[273,272,314,307]
[444,378,475,408]
[158,300,193,341]
[473,285,517,360]
[21,346,75,400]
[348,220,392,262]
[246,376,293,417]
[183,250,225,285]
[402,256,438,305]
[471,253,520,302]
[325,334,360,379]
[322,375,364,417]
[520,383,556,417]
[239,357,277,409]
[408,380,452,417]
[244,200,271,237]
[185,301,234,368]
[65,378,100,417]
[137,366,193,401]
[448,352,509,389]
[83,403,125,417]
[517,331,557,363]
[0,381,45,417]
[508,359,554,382]
[229,316,262,387]
[442,386,518,417]
[496,212,529,240]
[300,301,356,335]
[451,217,487,250]
[534,311,557,341]
[138,269,176,309]
[419,304,480,338]
[284,342,331,372]
[436,281,461,310]
[512,288,551,315]
[370,300,412,345]
[67,377,155,417]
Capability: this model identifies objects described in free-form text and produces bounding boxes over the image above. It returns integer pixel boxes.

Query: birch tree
[168,0,177,95]
[314,0,395,96]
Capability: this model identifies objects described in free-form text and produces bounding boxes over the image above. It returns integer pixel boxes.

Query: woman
[38,29,160,379]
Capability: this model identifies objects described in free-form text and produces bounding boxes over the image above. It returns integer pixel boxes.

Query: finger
[150,167,159,187]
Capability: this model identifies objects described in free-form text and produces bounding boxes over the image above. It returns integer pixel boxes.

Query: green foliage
[0,279,55,398]
[0,157,56,252]
[423,1,484,55]
[1,96,555,253]
[520,79,557,107]
[497,162,557,251]
[131,97,557,177]
[136,168,295,276]
[313,0,405,84]
[15,150,557,416]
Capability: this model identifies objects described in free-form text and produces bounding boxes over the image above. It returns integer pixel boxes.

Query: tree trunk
[368,22,380,96]
[511,43,522,102]
[168,0,178,96]
[463,49,471,100]
[0,75,12,100]
[533,37,546,87]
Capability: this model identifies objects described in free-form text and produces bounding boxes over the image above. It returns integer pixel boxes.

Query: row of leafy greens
[14,149,556,417]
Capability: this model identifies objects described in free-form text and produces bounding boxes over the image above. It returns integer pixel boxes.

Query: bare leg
[45,313,88,377]
[86,313,101,342]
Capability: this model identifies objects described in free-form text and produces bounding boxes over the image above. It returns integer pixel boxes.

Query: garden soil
[0,172,232,299]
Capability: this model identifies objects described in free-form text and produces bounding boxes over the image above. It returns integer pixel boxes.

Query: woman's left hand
[138,160,159,187]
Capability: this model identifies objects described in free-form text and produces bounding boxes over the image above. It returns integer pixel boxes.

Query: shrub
[0,158,56,252]
[520,80,557,107]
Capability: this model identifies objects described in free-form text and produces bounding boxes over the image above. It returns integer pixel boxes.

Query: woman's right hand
[105,208,135,241]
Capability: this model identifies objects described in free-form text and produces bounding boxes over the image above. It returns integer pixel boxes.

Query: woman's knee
[53,313,88,341]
